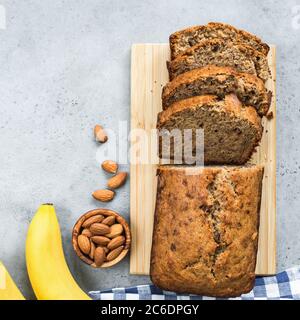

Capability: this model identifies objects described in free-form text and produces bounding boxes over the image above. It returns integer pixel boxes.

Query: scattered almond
[92,189,115,202]
[106,223,123,238]
[81,228,92,237]
[78,235,91,255]
[101,215,116,226]
[106,246,124,261]
[82,215,104,228]
[94,247,106,267]
[89,241,95,259]
[107,236,125,250]
[107,172,127,189]
[91,236,111,246]
[90,223,110,235]
[94,125,108,143]
[102,160,118,174]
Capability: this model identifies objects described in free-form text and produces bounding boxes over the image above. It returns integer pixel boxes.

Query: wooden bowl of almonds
[72,208,131,268]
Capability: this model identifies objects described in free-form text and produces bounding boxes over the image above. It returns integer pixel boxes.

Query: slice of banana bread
[150,165,264,297]
[157,94,262,164]
[167,39,270,81]
[169,22,269,59]
[162,66,272,116]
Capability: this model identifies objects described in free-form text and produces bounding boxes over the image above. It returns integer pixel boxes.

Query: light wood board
[130,44,276,276]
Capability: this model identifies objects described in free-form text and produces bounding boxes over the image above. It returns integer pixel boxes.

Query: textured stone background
[0,0,299,299]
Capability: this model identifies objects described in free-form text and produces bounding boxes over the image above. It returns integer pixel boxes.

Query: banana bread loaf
[157,94,262,164]
[150,165,264,297]
[167,39,270,81]
[162,66,271,116]
[169,22,269,59]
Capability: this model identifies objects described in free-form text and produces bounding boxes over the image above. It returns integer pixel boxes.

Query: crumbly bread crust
[167,39,270,81]
[150,165,264,297]
[162,66,272,116]
[157,94,262,164]
[169,22,270,59]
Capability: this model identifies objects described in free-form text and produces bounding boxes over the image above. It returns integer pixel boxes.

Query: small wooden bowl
[72,208,131,268]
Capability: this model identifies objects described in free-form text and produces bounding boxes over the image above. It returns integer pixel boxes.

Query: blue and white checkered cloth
[89,266,300,300]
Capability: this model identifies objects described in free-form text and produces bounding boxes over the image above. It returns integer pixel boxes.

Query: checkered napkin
[89,266,300,300]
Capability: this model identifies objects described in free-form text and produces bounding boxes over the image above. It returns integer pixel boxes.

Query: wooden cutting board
[130,44,276,276]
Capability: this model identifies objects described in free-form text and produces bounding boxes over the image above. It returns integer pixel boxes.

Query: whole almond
[94,125,108,143]
[107,172,127,189]
[81,228,92,237]
[82,215,104,228]
[91,236,111,246]
[106,223,123,238]
[78,235,91,255]
[107,235,125,250]
[92,189,115,202]
[101,215,116,226]
[90,223,110,235]
[89,241,96,259]
[94,247,106,267]
[106,246,124,261]
[102,160,118,174]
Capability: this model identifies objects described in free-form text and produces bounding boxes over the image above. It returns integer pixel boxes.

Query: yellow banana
[0,261,25,300]
[26,204,91,300]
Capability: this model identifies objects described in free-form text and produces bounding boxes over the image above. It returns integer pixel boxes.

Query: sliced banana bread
[150,165,264,297]
[157,94,262,164]
[169,22,269,59]
[167,39,270,81]
[162,66,272,116]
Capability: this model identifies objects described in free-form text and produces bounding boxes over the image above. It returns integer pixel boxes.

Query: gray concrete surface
[0,0,299,299]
